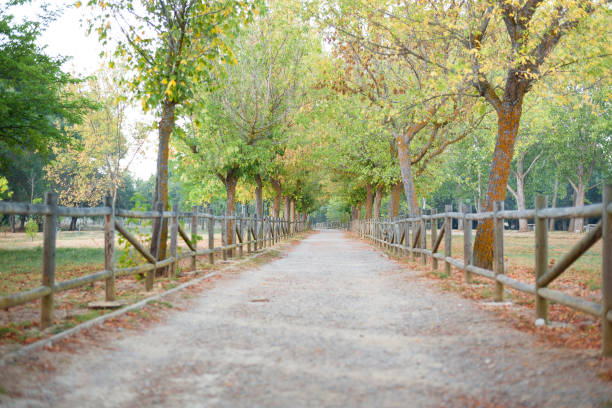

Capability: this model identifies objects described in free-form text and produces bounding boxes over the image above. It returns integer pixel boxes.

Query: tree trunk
[224,174,238,257]
[473,101,523,269]
[457,198,463,230]
[508,151,538,232]
[549,176,558,231]
[388,181,402,218]
[255,175,263,218]
[569,192,577,232]
[568,161,588,233]
[395,131,418,216]
[270,179,282,218]
[11,215,16,233]
[69,216,78,231]
[151,99,176,263]
[290,199,296,231]
[514,161,528,232]
[373,185,383,220]
[283,196,290,220]
[573,181,585,232]
[365,183,374,220]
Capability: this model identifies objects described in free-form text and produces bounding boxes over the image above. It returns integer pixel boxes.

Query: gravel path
[2,230,611,407]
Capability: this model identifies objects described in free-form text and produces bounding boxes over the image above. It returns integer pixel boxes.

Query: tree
[86,0,255,260]
[322,4,484,216]
[0,6,88,171]
[546,86,611,232]
[176,4,312,250]
[453,1,609,267]
[45,72,143,229]
[323,0,609,266]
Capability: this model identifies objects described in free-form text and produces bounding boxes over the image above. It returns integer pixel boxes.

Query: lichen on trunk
[473,101,523,269]
[388,181,402,218]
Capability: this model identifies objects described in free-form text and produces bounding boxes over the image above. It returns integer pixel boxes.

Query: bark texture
[270,179,282,218]
[473,101,523,269]
[224,173,239,257]
[255,175,264,219]
[388,181,402,218]
[283,196,290,221]
[151,100,176,263]
[373,185,383,220]
[365,184,374,220]
[396,131,418,216]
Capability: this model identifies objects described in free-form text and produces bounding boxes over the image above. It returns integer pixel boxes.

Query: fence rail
[314,221,349,230]
[353,184,612,356]
[0,192,309,328]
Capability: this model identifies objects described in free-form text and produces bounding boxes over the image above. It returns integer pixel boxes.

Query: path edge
[0,249,274,366]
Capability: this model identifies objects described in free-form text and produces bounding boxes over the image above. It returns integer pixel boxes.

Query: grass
[437,230,603,293]
[0,247,104,295]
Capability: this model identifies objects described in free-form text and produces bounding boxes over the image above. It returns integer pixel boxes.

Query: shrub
[25,218,38,241]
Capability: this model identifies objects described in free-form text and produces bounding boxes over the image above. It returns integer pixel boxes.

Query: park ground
[0,230,611,407]
[0,226,604,353]
[0,228,288,354]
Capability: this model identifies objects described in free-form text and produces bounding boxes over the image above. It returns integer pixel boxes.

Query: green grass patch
[0,327,18,337]
[73,310,102,323]
[0,247,104,295]
[147,299,173,308]
[51,321,78,334]
[0,247,104,275]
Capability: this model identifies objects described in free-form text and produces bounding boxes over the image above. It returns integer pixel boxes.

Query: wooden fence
[352,184,612,356]
[0,192,308,328]
[315,221,349,230]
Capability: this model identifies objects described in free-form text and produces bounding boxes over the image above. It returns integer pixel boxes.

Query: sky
[6,0,158,180]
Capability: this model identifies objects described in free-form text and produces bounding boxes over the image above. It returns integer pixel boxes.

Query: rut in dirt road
[1,230,611,407]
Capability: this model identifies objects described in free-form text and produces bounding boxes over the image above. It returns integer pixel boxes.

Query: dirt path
[1,230,611,407]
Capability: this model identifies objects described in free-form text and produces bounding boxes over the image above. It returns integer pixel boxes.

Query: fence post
[252,214,259,252]
[221,215,227,261]
[239,208,245,257]
[421,210,427,266]
[444,205,452,276]
[267,217,272,246]
[169,201,179,277]
[262,217,267,248]
[230,212,236,257]
[191,205,198,271]
[147,201,163,291]
[463,204,472,283]
[535,195,548,323]
[494,201,505,301]
[602,183,612,356]
[41,191,58,329]
[247,215,253,254]
[207,211,215,265]
[431,210,438,270]
[103,195,116,301]
[395,220,401,255]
